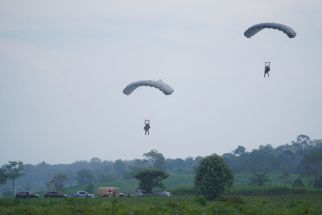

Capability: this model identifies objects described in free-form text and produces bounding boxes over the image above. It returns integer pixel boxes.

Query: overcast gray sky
[1,0,322,165]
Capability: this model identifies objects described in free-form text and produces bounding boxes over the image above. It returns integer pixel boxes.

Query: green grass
[1,193,322,215]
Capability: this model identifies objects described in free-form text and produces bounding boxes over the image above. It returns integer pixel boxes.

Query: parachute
[244,23,297,38]
[123,80,174,95]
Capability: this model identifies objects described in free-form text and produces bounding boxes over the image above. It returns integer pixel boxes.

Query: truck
[97,187,119,197]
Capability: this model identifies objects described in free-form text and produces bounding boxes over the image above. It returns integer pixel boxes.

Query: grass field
[1,193,322,215]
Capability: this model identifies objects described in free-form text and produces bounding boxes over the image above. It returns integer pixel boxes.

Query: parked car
[118,192,127,197]
[158,191,171,197]
[72,191,94,198]
[136,189,151,197]
[44,191,66,198]
[15,192,39,198]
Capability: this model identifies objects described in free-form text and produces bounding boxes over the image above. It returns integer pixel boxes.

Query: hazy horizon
[1,0,322,166]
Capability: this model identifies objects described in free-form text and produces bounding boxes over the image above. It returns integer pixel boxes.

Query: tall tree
[48,174,68,192]
[233,146,246,156]
[5,161,24,196]
[135,169,169,195]
[0,168,7,185]
[143,150,165,170]
[195,154,233,200]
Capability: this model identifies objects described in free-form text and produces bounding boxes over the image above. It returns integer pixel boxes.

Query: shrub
[194,154,233,200]
[194,195,207,206]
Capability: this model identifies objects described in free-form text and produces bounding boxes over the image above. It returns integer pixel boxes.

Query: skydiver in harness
[144,120,150,135]
[264,62,270,78]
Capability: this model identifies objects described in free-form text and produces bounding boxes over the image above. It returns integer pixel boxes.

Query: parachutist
[264,62,270,78]
[144,122,150,135]
[264,66,270,78]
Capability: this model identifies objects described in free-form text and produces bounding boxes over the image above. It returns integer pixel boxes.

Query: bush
[194,195,207,206]
[194,154,233,200]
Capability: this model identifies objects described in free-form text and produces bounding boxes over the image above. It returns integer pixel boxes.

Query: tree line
[1,134,322,198]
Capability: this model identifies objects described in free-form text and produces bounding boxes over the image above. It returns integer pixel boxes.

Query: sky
[0,0,322,165]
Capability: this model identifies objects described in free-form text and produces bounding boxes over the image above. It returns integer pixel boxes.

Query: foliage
[1,135,322,195]
[194,154,233,200]
[113,159,127,178]
[0,168,7,185]
[280,170,290,185]
[313,176,322,188]
[47,174,68,192]
[76,169,96,185]
[301,146,322,187]
[143,150,166,170]
[135,169,169,194]
[194,195,207,206]
[224,135,321,174]
[86,183,95,194]
[233,146,246,156]
[228,186,310,196]
[5,161,24,196]
[168,185,196,195]
[249,173,270,186]
[293,177,305,188]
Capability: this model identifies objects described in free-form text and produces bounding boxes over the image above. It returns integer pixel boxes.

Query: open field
[1,193,322,215]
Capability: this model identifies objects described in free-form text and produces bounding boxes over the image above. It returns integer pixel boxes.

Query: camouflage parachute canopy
[123,80,174,95]
[244,23,297,38]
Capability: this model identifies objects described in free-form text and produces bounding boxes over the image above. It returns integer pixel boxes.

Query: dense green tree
[194,154,233,200]
[48,174,68,192]
[143,150,165,170]
[5,161,24,196]
[135,169,169,194]
[249,173,270,186]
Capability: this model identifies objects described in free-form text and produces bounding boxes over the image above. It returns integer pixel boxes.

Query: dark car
[15,192,39,198]
[43,191,66,198]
